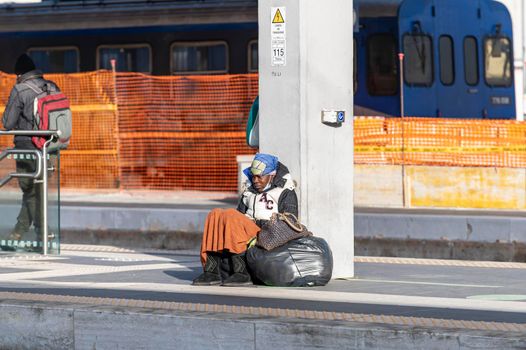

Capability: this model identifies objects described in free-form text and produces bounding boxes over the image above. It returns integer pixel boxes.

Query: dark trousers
[14,158,41,234]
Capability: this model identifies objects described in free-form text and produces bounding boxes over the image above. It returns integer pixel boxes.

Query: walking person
[2,54,59,242]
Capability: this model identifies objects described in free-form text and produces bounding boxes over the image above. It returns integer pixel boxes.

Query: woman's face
[252,174,273,193]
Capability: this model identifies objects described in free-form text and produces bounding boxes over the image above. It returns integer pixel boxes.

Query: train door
[398,0,437,117]
[433,0,483,118]
[354,17,400,116]
[479,0,515,119]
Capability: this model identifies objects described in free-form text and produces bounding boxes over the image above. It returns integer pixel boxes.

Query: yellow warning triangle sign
[272,9,285,23]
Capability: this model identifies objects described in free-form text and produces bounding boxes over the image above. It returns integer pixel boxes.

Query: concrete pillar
[258,0,354,277]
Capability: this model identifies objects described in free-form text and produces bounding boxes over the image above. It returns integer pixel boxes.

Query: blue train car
[0,0,258,75]
[0,0,515,119]
[354,0,515,119]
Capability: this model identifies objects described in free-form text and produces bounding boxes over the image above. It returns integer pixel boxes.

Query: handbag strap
[278,212,304,232]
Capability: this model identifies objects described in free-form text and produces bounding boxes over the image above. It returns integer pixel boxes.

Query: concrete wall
[355,165,526,210]
[353,165,403,208]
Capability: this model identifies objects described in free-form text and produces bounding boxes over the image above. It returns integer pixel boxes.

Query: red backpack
[24,81,72,152]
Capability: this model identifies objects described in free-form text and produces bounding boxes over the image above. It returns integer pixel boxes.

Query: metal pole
[41,139,53,255]
[398,52,407,207]
[110,59,124,191]
[398,53,405,118]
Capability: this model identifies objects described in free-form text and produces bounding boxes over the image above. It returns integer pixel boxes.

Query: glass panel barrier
[0,143,60,255]
[47,152,60,254]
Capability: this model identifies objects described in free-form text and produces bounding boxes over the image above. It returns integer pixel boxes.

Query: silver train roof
[357,0,403,18]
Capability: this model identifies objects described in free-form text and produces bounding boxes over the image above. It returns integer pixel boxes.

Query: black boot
[192,253,222,286]
[222,253,252,286]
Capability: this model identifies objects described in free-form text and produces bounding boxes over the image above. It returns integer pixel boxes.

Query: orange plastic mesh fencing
[3,70,526,192]
[0,73,17,153]
[115,73,258,191]
[0,73,16,188]
[354,117,526,167]
[0,71,258,191]
[0,71,119,189]
[50,71,120,189]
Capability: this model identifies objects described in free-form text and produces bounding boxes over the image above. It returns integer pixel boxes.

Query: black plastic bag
[246,236,333,287]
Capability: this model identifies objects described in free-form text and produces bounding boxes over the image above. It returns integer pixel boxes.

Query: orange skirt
[200,208,260,266]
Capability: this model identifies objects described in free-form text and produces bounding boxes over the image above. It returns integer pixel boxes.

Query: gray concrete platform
[0,245,525,349]
[1,190,526,347]
[3,189,526,260]
[53,191,526,261]
[56,191,526,245]
[3,189,526,242]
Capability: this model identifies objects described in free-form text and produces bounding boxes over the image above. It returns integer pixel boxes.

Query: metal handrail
[0,129,59,255]
[0,149,42,187]
[41,137,54,255]
[0,130,59,137]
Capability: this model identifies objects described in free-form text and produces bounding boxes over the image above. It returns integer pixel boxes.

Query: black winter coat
[2,70,58,149]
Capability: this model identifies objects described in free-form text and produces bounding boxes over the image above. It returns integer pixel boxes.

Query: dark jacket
[237,162,298,226]
[2,70,57,149]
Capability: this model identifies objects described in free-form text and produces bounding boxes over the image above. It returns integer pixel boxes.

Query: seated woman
[193,153,298,286]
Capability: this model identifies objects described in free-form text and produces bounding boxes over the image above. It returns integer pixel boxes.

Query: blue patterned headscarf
[243,153,279,183]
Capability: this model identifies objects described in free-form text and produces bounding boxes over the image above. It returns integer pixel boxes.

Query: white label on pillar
[271,7,286,66]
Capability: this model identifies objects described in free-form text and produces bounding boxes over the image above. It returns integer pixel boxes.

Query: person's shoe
[7,222,30,242]
[192,253,222,286]
[12,222,29,238]
[222,253,252,287]
[7,231,22,241]
[2,230,23,251]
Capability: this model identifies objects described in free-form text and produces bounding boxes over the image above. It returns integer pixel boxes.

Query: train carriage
[0,0,258,75]
[0,0,517,119]
[355,0,515,118]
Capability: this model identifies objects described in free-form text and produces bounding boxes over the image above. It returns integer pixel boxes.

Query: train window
[367,34,397,95]
[171,41,228,74]
[28,47,79,73]
[248,40,258,72]
[97,44,151,73]
[403,34,433,86]
[439,36,455,85]
[484,37,512,87]
[463,37,479,86]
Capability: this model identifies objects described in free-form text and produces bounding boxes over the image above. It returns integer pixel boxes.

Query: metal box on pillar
[259,0,354,278]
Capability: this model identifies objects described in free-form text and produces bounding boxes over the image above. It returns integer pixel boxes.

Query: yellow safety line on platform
[0,255,65,261]
[60,244,201,255]
[61,244,138,253]
[0,291,523,333]
[354,256,526,269]
[59,246,526,269]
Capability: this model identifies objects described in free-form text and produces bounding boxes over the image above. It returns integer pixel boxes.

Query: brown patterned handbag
[256,212,312,251]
